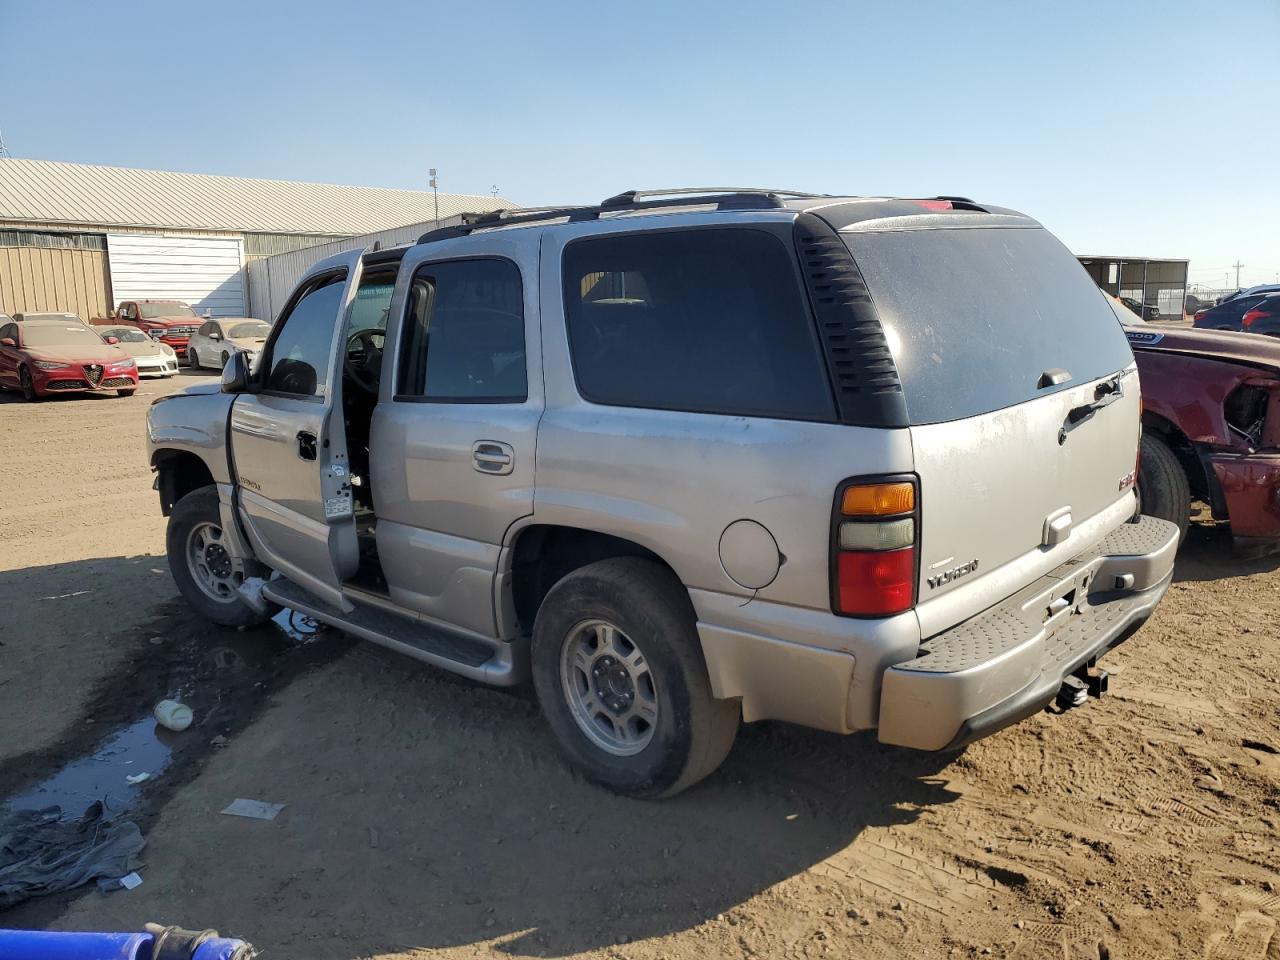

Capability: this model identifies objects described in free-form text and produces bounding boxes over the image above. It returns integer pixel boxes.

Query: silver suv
[147,188,1179,797]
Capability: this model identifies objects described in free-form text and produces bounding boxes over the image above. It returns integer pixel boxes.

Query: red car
[111,300,203,359]
[1128,325,1280,551]
[0,317,140,400]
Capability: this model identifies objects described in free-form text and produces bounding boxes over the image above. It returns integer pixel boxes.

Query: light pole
[429,168,439,226]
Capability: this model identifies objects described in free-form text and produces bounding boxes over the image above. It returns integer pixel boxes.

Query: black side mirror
[221,350,252,394]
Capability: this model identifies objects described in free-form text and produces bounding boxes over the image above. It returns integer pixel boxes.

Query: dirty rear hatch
[839,219,1140,636]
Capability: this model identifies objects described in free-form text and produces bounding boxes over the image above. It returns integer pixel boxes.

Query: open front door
[229,249,366,609]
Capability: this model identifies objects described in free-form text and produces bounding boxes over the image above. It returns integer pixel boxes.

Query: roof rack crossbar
[416,187,825,244]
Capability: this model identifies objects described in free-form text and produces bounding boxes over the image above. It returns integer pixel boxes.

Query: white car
[187,318,271,370]
[97,325,179,377]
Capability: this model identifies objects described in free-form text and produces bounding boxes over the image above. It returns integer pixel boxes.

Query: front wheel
[188,349,200,369]
[221,351,230,368]
[166,485,273,627]
[1138,433,1191,543]
[19,366,39,402]
[531,557,739,798]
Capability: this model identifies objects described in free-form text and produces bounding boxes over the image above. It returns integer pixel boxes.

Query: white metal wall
[106,234,246,317]
[247,215,465,323]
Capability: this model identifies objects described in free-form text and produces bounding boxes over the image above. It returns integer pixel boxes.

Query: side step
[261,579,525,686]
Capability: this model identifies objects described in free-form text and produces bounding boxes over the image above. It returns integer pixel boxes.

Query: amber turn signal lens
[841,482,914,517]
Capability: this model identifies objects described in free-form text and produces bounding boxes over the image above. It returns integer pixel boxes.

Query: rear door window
[843,226,1134,425]
[397,258,526,402]
[561,228,835,421]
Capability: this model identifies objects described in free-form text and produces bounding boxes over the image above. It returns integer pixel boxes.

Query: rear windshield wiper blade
[1059,373,1125,445]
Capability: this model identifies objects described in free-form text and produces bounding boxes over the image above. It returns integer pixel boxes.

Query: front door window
[264,276,346,397]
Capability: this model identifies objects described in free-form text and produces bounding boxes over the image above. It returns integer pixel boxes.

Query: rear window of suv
[562,228,835,421]
[843,225,1134,425]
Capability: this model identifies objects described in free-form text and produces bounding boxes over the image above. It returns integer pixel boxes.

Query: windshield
[139,302,197,319]
[844,225,1134,425]
[228,321,270,339]
[106,327,148,343]
[23,325,110,348]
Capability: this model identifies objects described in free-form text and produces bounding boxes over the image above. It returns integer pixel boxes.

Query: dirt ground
[1,374,1278,959]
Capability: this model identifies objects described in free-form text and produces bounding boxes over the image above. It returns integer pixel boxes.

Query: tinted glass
[562,229,834,421]
[23,325,110,347]
[229,321,270,339]
[844,226,1134,425]
[1,324,17,341]
[398,259,525,402]
[140,302,196,319]
[266,277,345,396]
[108,328,147,342]
[348,283,395,334]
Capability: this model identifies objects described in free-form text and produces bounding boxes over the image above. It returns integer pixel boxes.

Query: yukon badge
[927,558,979,589]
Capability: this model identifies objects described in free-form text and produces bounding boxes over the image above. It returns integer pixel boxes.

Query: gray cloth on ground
[0,801,145,908]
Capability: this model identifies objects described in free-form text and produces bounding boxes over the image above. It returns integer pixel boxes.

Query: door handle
[472,440,514,475]
[297,430,318,461]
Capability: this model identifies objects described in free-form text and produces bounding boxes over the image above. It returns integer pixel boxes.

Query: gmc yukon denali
[146,188,1179,797]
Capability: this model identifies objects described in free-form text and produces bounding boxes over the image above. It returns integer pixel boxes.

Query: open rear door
[229,249,367,609]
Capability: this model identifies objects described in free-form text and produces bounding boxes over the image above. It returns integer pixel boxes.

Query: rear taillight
[1242,308,1269,329]
[1194,309,1208,321]
[832,478,918,617]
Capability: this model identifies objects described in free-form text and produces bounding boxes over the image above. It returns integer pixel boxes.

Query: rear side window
[844,226,1135,425]
[397,258,526,402]
[562,228,835,421]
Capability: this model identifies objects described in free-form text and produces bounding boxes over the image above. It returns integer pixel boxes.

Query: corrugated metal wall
[248,215,465,322]
[0,243,111,320]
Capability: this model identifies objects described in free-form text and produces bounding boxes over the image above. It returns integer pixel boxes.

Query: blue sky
[2,0,1276,289]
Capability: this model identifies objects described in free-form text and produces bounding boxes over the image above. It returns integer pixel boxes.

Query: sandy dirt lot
[1,374,1278,959]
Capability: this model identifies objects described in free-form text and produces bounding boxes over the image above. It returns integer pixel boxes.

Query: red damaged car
[1127,323,1280,551]
[0,317,139,400]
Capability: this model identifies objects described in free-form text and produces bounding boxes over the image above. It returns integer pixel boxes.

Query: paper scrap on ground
[125,773,152,785]
[221,799,285,821]
[119,872,143,890]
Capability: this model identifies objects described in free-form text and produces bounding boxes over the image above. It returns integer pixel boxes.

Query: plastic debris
[153,700,193,732]
[221,799,285,821]
[125,773,152,785]
[118,872,143,890]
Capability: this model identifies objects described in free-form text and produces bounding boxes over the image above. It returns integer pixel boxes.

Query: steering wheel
[345,328,385,394]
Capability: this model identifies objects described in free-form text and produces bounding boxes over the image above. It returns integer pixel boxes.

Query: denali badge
[927,558,979,589]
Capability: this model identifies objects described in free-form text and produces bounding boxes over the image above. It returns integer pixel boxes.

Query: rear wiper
[1058,374,1124,445]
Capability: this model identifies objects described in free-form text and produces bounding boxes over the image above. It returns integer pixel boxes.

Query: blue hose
[0,929,252,960]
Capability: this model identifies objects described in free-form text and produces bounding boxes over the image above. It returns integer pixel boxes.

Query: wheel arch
[505,524,688,638]
[152,448,216,517]
[1142,412,1224,518]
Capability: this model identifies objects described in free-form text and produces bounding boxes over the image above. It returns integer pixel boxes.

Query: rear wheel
[188,349,200,369]
[167,485,273,627]
[531,557,739,798]
[19,366,38,402]
[1138,433,1191,542]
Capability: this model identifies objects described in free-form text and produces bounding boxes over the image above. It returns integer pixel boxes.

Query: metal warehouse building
[1077,254,1190,320]
[0,158,510,320]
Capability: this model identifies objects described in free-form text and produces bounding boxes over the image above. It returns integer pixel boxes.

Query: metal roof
[0,158,513,236]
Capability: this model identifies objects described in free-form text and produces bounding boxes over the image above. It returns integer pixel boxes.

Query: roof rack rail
[416,187,829,244]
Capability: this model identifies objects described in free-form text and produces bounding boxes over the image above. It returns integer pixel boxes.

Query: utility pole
[429,168,439,226]
[1232,260,1244,289]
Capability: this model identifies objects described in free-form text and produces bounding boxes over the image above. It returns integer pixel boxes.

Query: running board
[261,579,525,686]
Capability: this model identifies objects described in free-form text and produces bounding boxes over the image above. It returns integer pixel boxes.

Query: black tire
[1138,433,1191,543]
[531,557,739,798]
[188,349,200,369]
[166,485,274,627]
[19,366,38,402]
[221,351,230,368]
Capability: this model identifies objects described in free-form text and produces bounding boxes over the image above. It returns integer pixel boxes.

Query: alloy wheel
[559,619,659,756]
